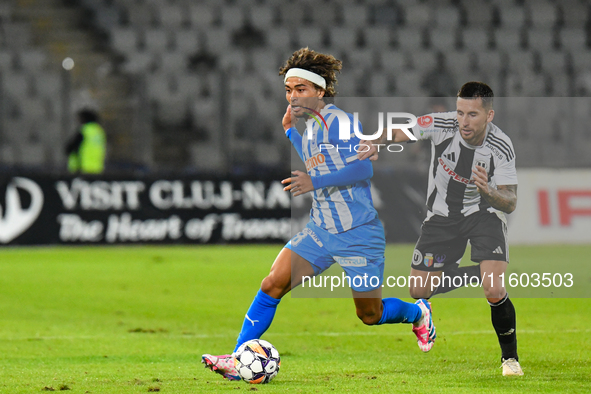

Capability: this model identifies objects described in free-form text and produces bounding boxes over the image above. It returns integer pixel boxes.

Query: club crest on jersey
[418,115,433,127]
[424,253,434,268]
[475,160,488,171]
[412,249,423,266]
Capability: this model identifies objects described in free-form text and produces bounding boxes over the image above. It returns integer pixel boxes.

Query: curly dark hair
[457,81,494,109]
[279,48,342,97]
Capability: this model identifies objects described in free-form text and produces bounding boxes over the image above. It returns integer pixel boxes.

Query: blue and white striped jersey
[300,104,377,234]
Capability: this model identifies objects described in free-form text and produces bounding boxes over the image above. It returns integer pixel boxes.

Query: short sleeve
[493,144,518,185]
[412,111,457,145]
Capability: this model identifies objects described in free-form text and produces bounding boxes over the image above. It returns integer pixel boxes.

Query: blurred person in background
[65,108,106,174]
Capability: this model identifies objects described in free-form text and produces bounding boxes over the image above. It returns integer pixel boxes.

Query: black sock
[431,265,481,296]
[490,294,518,361]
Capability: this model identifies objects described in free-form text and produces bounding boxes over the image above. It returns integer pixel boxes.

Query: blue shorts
[285,218,386,292]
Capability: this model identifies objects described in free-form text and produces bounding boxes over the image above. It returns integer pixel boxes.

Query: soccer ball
[234,339,280,384]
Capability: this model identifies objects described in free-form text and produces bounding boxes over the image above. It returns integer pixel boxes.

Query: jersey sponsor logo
[424,253,434,268]
[335,256,367,267]
[433,254,446,268]
[305,153,326,172]
[439,158,475,185]
[412,249,423,265]
[418,115,433,127]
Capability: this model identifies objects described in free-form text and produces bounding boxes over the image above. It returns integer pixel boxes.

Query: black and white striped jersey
[411,111,518,220]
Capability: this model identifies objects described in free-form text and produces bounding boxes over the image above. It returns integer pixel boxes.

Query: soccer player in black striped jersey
[358,82,523,376]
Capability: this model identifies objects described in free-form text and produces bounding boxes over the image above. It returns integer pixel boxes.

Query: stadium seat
[395,27,426,50]
[559,0,589,28]
[111,28,140,54]
[539,51,568,74]
[547,73,571,97]
[155,97,188,127]
[0,144,16,166]
[461,0,494,27]
[2,22,32,49]
[570,51,591,73]
[496,4,528,29]
[174,29,201,54]
[250,5,276,29]
[32,72,61,99]
[2,72,31,97]
[461,28,491,51]
[219,50,247,74]
[408,51,438,72]
[379,50,409,73]
[144,29,170,54]
[429,28,459,51]
[404,3,433,28]
[394,70,427,96]
[329,27,359,50]
[493,29,525,51]
[278,3,305,26]
[527,1,558,28]
[527,28,556,51]
[295,27,326,50]
[155,4,186,28]
[362,26,393,49]
[346,49,377,71]
[123,51,154,73]
[18,49,48,72]
[507,51,536,73]
[188,142,223,171]
[0,50,14,69]
[432,5,461,29]
[445,50,474,78]
[187,3,216,27]
[203,28,231,55]
[146,72,172,100]
[308,2,341,26]
[369,71,392,97]
[159,52,188,73]
[175,74,201,101]
[475,51,505,75]
[343,5,369,28]
[220,6,246,27]
[265,27,292,50]
[126,4,154,28]
[19,142,46,166]
[559,28,587,51]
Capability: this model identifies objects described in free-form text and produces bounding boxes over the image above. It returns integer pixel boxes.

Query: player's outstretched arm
[358,128,412,161]
[282,160,372,197]
[472,166,517,213]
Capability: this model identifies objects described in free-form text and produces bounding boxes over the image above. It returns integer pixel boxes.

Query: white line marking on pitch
[1,328,589,341]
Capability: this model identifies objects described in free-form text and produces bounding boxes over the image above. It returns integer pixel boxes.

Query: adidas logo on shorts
[492,246,503,254]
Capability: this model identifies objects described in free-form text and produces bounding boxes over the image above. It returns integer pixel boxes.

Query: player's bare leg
[481,260,523,376]
[202,249,314,380]
[409,268,442,299]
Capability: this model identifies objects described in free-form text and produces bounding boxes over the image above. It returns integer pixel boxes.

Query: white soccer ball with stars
[234,339,280,384]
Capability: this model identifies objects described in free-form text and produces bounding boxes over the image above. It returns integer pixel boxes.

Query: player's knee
[261,275,289,298]
[356,309,381,326]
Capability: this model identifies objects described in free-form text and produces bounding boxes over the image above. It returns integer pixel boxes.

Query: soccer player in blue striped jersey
[202,48,436,381]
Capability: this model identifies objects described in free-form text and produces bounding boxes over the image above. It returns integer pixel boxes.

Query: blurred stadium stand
[1,0,591,174]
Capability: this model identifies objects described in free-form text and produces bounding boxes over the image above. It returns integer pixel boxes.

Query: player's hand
[472,165,490,195]
[282,170,314,197]
[357,139,379,161]
[282,105,297,132]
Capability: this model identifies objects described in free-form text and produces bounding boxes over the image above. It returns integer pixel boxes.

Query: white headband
[284,68,326,89]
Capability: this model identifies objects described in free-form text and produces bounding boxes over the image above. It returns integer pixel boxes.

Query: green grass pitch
[0,245,589,393]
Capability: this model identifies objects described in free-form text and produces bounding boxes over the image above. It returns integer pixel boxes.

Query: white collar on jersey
[284,68,326,89]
